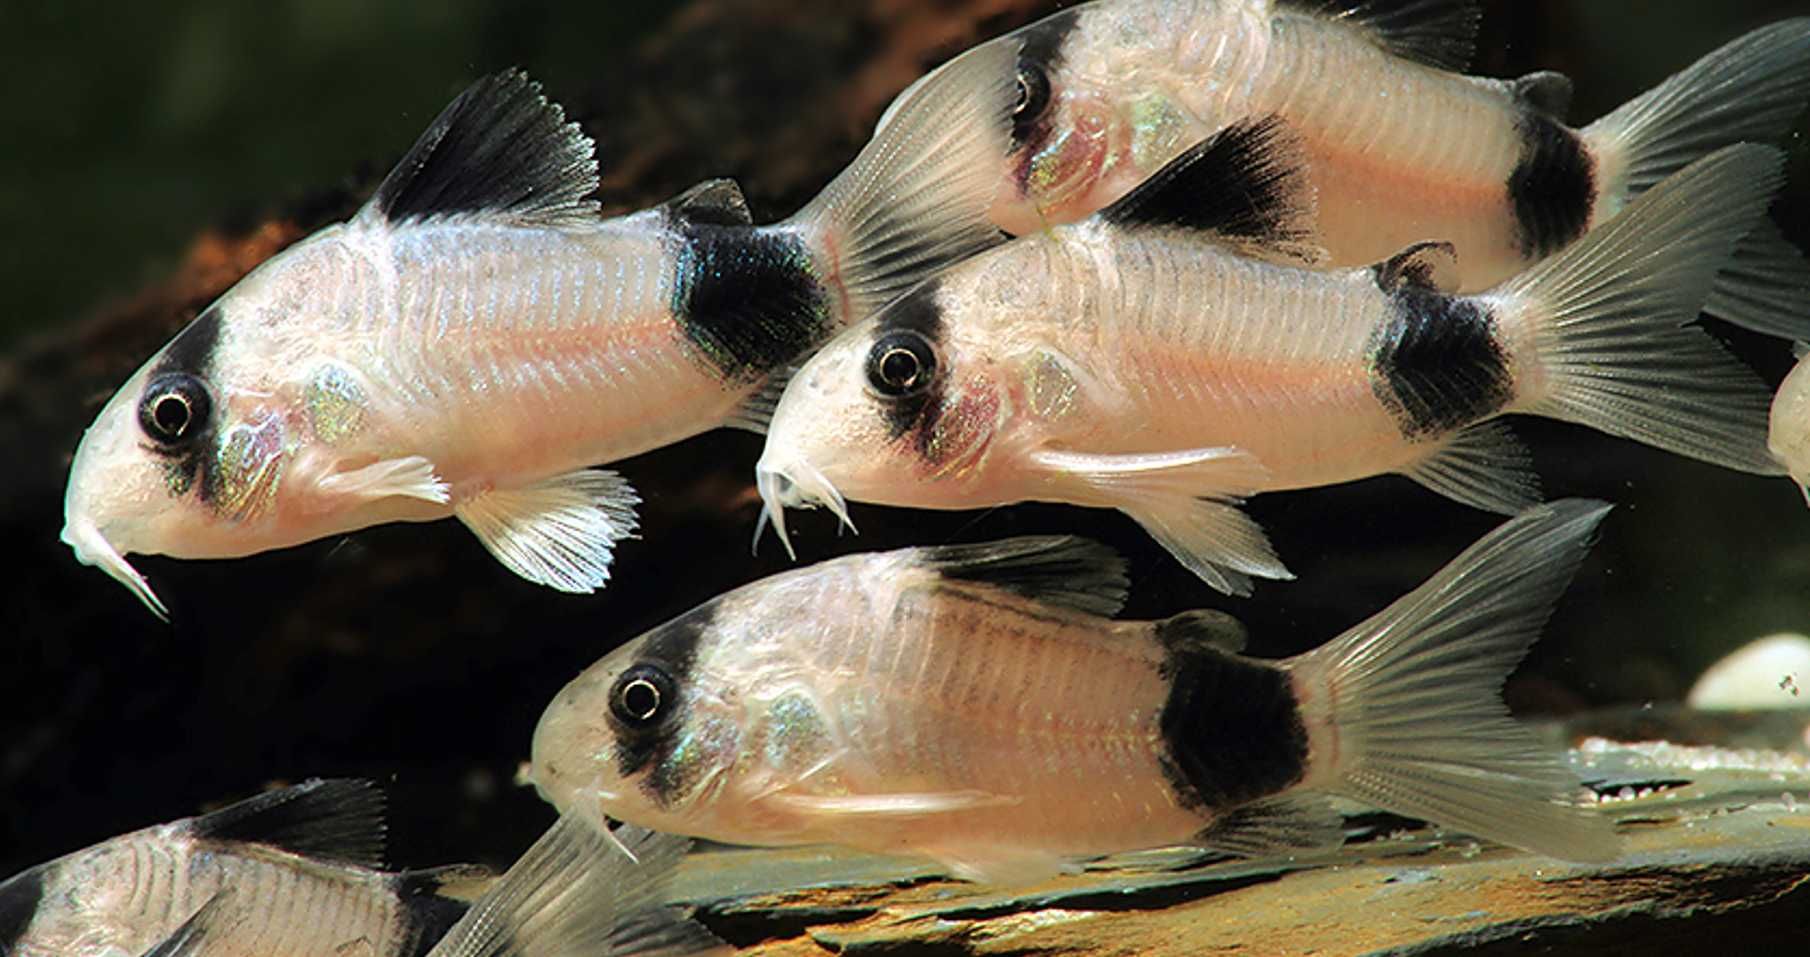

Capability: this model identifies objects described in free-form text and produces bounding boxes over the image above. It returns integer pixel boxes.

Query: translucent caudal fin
[1284,500,1620,863]
[1582,18,1810,339]
[784,41,1017,320]
[429,816,720,957]
[1502,144,1787,476]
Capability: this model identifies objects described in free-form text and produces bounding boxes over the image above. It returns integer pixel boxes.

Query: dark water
[2,0,1808,895]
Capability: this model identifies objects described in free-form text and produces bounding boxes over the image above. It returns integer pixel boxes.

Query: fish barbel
[755,122,1787,593]
[907,0,1810,338]
[530,501,1619,885]
[61,45,1020,619]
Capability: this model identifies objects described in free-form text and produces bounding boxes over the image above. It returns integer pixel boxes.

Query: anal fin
[1031,447,1289,595]
[1402,420,1541,515]
[454,469,640,593]
[186,779,387,869]
[1198,792,1345,858]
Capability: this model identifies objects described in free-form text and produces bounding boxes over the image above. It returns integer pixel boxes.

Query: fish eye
[1013,61,1051,123]
[137,373,212,445]
[865,331,937,398]
[610,664,676,728]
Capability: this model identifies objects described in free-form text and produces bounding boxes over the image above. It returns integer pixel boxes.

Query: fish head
[0,838,155,957]
[61,233,364,619]
[757,278,1020,551]
[990,2,1251,234]
[531,601,749,837]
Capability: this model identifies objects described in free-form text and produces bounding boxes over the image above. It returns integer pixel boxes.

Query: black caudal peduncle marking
[667,219,832,384]
[1010,9,1081,151]
[614,602,713,808]
[1154,638,1307,812]
[1507,110,1595,260]
[394,874,469,957]
[0,865,46,952]
[1367,285,1513,440]
[870,281,948,443]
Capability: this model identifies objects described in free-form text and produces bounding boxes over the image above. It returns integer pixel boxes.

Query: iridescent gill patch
[654,712,741,806]
[207,414,286,521]
[762,691,833,773]
[1127,93,1186,172]
[305,364,368,444]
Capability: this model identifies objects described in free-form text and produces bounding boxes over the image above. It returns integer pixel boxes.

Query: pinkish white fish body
[530,502,1619,885]
[0,780,471,957]
[917,0,1810,338]
[127,815,716,957]
[1769,344,1810,506]
[62,49,1020,618]
[756,125,1787,593]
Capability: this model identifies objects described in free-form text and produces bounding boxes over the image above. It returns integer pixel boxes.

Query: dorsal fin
[365,69,599,228]
[662,178,754,227]
[914,536,1129,617]
[186,779,386,868]
[1275,0,1482,72]
[1372,241,1460,294]
[1513,71,1575,119]
[1098,115,1320,261]
[1154,609,1249,655]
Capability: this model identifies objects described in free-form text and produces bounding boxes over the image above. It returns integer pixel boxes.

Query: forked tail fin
[1582,19,1810,339]
[1502,144,1787,476]
[1284,500,1619,862]
[784,41,1017,321]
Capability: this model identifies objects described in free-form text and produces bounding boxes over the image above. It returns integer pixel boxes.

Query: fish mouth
[752,456,857,560]
[60,518,169,621]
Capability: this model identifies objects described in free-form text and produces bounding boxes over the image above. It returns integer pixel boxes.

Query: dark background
[3,0,1808,880]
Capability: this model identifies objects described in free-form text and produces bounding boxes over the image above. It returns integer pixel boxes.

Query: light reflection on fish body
[531,506,1620,885]
[942,1,1810,335]
[62,48,1020,616]
[756,132,1787,593]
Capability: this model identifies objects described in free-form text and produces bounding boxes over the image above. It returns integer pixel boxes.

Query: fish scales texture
[3,830,426,957]
[983,228,1422,488]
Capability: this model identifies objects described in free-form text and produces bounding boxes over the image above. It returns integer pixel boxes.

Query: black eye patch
[610,663,676,729]
[138,373,212,447]
[866,330,937,398]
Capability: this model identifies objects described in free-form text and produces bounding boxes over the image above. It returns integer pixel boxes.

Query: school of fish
[22,0,1810,951]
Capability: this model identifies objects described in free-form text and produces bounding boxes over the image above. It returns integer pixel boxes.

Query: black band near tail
[667,221,832,384]
[1367,286,1513,440]
[1155,641,1308,812]
[1507,110,1595,260]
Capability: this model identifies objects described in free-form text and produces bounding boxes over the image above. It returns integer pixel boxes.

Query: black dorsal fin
[1276,0,1482,72]
[187,779,386,868]
[662,178,754,227]
[1154,609,1249,655]
[367,69,599,228]
[1372,241,1460,294]
[1098,115,1319,259]
[915,536,1129,617]
[1513,71,1575,119]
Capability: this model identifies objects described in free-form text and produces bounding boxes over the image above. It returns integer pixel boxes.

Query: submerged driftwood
[660,715,1810,954]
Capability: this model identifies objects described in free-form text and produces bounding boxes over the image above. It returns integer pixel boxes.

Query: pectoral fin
[1030,447,1289,596]
[317,456,450,505]
[454,469,640,593]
